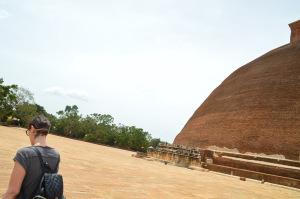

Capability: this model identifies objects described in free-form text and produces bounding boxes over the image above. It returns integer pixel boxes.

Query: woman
[2,115,61,199]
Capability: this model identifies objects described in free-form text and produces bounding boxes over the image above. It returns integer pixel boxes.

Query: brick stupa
[174,20,300,160]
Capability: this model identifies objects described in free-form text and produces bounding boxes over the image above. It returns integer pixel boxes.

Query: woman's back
[3,115,62,199]
[15,146,60,199]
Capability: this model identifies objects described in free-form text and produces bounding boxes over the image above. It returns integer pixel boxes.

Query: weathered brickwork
[174,22,300,160]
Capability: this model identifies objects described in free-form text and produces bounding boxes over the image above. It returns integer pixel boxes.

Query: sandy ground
[1,126,300,199]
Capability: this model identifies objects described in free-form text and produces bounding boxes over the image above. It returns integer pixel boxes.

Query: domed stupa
[174,20,300,160]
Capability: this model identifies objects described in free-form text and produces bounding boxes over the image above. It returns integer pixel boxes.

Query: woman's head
[26,115,51,145]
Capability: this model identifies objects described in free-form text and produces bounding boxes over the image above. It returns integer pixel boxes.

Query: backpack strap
[33,147,46,173]
[31,147,47,199]
[32,147,53,173]
[54,154,60,173]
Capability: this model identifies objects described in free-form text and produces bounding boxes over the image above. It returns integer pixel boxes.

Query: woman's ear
[31,125,36,132]
[28,124,33,130]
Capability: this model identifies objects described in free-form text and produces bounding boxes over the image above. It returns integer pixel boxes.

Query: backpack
[32,147,64,199]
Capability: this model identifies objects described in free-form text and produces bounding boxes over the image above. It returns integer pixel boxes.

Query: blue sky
[1,0,299,142]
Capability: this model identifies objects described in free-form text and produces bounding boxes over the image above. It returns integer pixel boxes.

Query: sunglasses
[25,129,30,136]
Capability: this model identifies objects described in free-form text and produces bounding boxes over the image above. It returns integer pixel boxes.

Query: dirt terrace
[1,126,299,199]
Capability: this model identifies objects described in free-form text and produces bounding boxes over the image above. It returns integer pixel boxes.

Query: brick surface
[174,41,300,160]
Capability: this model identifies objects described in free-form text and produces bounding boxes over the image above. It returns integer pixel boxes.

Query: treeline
[0,78,162,151]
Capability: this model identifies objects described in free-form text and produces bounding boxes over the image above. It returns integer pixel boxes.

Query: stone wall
[147,144,300,189]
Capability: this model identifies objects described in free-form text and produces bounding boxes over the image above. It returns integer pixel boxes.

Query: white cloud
[65,89,89,102]
[44,86,88,102]
[0,9,10,19]
[44,87,64,96]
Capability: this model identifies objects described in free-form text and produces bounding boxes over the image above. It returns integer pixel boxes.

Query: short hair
[29,115,51,137]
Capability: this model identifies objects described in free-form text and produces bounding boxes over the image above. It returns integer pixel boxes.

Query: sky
[0,0,299,142]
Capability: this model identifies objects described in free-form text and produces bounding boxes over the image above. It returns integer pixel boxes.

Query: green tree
[115,125,130,148]
[150,138,161,148]
[82,113,116,144]
[46,113,58,132]
[0,79,157,152]
[35,104,48,115]
[56,105,84,138]
[89,113,114,126]
[15,87,34,105]
[81,114,100,142]
[0,78,18,121]
[13,87,47,127]
[127,126,151,152]
[14,103,38,127]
